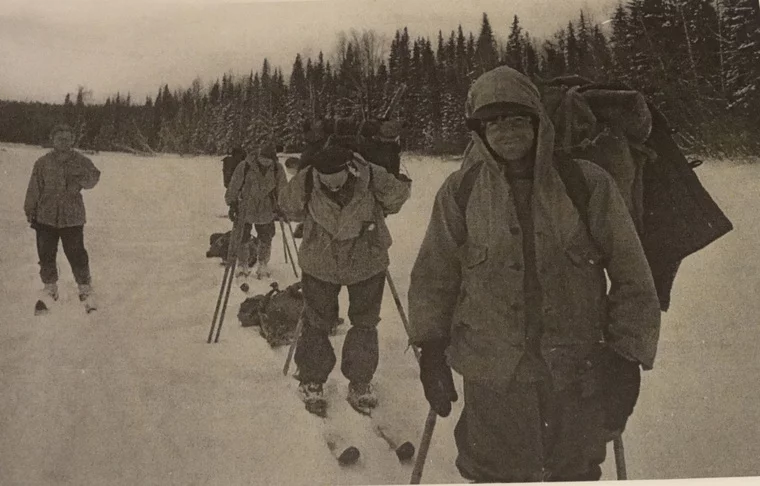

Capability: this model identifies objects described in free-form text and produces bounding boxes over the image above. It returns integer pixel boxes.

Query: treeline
[1,0,758,157]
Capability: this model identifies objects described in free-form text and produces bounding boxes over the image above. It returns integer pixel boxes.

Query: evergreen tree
[504,15,524,72]
[474,13,499,74]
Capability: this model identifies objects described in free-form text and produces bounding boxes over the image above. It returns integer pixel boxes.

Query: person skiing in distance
[279,145,411,415]
[225,142,287,279]
[222,146,246,189]
[25,123,101,311]
[407,66,661,482]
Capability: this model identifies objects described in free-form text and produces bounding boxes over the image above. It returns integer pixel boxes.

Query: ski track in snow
[1,143,759,485]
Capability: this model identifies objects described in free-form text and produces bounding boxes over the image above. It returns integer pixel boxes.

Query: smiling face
[51,129,75,152]
[483,115,536,162]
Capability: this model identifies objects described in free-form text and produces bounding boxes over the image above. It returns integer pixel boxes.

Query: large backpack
[458,78,733,312]
[237,282,343,347]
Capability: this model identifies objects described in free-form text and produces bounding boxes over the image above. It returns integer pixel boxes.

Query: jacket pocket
[461,243,488,269]
[564,225,605,269]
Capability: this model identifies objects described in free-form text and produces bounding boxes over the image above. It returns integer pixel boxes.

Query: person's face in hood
[317,169,349,192]
[483,114,536,167]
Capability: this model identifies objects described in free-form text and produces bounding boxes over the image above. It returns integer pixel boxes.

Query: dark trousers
[294,271,386,385]
[455,378,607,483]
[241,222,276,244]
[35,224,91,285]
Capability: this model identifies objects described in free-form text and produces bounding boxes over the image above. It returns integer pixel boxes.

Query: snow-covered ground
[1,142,758,486]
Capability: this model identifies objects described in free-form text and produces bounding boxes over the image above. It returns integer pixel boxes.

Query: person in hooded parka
[407,66,662,482]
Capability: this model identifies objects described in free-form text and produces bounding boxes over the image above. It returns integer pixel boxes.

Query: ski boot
[236,264,251,279]
[255,262,271,280]
[35,283,59,316]
[347,381,378,415]
[298,382,327,417]
[78,283,97,313]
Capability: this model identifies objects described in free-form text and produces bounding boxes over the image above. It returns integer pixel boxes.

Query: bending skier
[280,145,411,415]
[25,123,101,313]
[225,143,287,279]
[407,66,661,482]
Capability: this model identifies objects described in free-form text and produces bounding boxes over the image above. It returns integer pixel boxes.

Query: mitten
[418,338,458,417]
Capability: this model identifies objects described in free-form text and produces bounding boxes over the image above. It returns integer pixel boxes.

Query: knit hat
[260,143,277,161]
[311,146,353,174]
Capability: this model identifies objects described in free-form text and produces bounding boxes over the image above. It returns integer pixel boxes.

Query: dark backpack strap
[553,155,591,229]
[454,161,484,215]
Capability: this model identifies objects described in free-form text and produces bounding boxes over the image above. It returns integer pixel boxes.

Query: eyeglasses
[484,115,534,130]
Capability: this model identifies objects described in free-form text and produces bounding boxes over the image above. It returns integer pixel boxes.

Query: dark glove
[228,203,238,222]
[582,346,641,433]
[418,338,458,417]
[396,173,412,184]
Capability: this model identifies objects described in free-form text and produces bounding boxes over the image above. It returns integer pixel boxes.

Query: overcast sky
[0,0,619,104]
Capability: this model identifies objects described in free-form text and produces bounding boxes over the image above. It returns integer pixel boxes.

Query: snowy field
[1,142,759,486]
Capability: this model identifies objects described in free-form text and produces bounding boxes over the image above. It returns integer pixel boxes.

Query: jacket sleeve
[24,160,42,219]
[585,164,661,369]
[225,163,245,206]
[72,154,100,190]
[368,163,410,216]
[407,175,467,345]
[279,168,309,222]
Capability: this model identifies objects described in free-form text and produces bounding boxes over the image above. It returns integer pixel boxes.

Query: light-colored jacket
[24,150,100,228]
[280,158,411,285]
[408,66,661,390]
[225,160,288,225]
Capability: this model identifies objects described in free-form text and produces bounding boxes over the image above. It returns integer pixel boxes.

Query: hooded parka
[408,66,660,388]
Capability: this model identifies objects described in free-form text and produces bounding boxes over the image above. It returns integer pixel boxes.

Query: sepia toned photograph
[1,0,759,484]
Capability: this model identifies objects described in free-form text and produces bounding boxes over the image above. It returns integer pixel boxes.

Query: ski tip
[338,446,360,466]
[396,441,416,462]
[34,300,49,316]
[305,401,327,418]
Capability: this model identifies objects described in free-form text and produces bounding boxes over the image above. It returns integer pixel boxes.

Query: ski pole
[214,257,237,343]
[279,218,299,278]
[283,314,305,376]
[384,270,440,484]
[210,222,244,343]
[411,408,437,484]
[613,434,627,480]
[208,259,233,343]
[208,221,240,343]
[385,271,420,361]
[281,220,289,264]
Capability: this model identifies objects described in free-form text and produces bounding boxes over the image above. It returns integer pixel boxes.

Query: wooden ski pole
[208,221,241,343]
[411,408,438,484]
[279,219,299,278]
[207,259,233,343]
[613,434,628,480]
[281,221,289,263]
[384,270,441,484]
[212,222,245,343]
[283,315,305,376]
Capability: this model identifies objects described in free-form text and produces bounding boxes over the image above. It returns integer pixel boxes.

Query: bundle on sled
[540,76,733,311]
[238,282,344,347]
[206,231,258,266]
